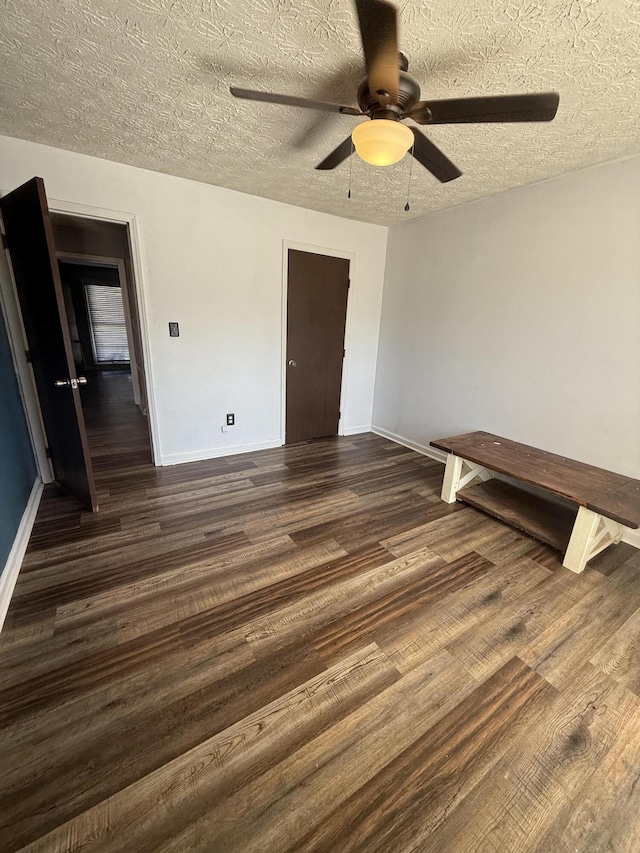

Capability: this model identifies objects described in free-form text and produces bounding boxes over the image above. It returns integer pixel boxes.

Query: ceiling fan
[230,0,559,183]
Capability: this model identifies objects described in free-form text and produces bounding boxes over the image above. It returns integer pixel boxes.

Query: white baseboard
[342,424,372,436]
[371,425,447,463]
[160,438,283,466]
[0,478,43,633]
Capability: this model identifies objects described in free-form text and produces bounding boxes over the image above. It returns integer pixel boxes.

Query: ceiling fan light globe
[352,119,413,166]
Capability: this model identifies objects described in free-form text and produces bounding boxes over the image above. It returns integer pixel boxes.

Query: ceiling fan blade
[315,137,354,170]
[355,0,400,106]
[230,87,362,116]
[411,92,560,124]
[291,62,366,150]
[410,128,461,183]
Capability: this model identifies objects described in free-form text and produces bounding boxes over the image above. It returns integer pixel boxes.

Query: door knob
[288,360,297,368]
[54,377,88,389]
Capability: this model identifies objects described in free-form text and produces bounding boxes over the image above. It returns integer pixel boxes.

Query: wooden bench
[430,431,640,573]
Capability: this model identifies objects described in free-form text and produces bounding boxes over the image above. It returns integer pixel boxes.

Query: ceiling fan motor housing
[357,68,421,119]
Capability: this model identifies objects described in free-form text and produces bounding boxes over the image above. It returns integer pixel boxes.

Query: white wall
[0,135,387,464]
[373,156,640,479]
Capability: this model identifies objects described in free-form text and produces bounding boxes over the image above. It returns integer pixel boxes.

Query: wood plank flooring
[1,372,640,852]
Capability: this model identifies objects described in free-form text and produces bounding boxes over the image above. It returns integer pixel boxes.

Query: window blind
[85,284,130,363]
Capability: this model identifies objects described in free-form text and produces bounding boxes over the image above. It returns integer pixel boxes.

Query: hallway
[81,370,152,488]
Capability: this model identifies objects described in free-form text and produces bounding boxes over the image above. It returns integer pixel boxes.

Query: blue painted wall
[0,314,37,570]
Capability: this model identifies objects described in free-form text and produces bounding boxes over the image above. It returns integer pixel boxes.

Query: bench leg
[441,454,493,504]
[563,506,623,573]
[441,454,463,503]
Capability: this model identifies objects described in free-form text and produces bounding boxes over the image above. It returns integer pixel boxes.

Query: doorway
[285,248,350,444]
[50,213,150,414]
[50,215,153,471]
[58,262,132,377]
[0,178,155,510]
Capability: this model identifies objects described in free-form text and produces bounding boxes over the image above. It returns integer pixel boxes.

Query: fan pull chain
[404,140,415,212]
[347,139,354,199]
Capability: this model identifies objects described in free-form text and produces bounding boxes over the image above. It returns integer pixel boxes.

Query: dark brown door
[1,178,98,510]
[286,249,350,443]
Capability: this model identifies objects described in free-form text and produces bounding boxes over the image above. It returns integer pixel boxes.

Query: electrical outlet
[226,413,235,426]
[169,322,179,337]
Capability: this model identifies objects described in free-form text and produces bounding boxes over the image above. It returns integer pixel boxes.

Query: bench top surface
[430,431,640,529]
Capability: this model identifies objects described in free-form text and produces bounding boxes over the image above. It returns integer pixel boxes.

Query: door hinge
[343,349,345,359]
[338,411,341,419]
[45,447,52,459]
[25,349,31,363]
[347,280,351,289]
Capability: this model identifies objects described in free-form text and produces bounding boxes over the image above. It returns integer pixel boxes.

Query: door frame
[46,198,160,465]
[1,189,160,473]
[281,241,355,445]
[57,253,141,406]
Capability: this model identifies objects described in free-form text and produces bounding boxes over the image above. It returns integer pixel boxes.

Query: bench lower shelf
[457,478,578,554]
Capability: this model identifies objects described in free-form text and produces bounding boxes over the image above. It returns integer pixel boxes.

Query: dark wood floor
[1,373,640,852]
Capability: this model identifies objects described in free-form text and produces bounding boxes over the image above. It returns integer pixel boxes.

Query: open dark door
[286,249,350,444]
[0,178,98,510]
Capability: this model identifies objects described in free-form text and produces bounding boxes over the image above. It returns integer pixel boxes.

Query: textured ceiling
[1,0,639,226]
